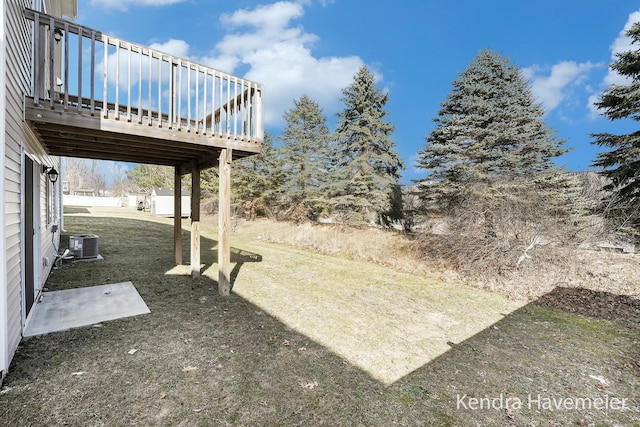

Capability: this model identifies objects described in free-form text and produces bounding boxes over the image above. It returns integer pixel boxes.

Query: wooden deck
[23,8,265,295]
[24,8,263,172]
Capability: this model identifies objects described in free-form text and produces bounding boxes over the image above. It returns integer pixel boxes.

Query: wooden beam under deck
[25,96,261,171]
[218,148,232,296]
[174,169,182,266]
[191,165,201,279]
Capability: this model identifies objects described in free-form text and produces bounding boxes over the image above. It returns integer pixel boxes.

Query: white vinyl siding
[4,0,32,373]
[0,0,6,379]
[3,0,59,371]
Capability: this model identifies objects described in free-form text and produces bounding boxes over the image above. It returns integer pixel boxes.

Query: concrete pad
[24,281,150,337]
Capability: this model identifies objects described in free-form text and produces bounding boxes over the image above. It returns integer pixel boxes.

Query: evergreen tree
[329,65,403,224]
[415,49,568,209]
[200,167,219,201]
[413,49,583,272]
[232,132,286,218]
[126,164,174,193]
[591,22,640,234]
[279,95,331,218]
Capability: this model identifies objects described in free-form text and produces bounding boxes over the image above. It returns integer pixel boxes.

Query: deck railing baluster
[63,22,69,111]
[219,74,224,138]
[76,24,82,113]
[48,16,54,109]
[90,31,95,115]
[187,62,191,132]
[147,50,152,126]
[127,42,131,122]
[138,46,142,124]
[115,40,120,120]
[168,58,174,129]
[33,13,40,104]
[195,66,199,133]
[233,78,238,139]
[157,54,162,127]
[103,36,108,118]
[177,59,182,131]
[226,77,230,138]
[202,70,208,135]
[211,72,216,136]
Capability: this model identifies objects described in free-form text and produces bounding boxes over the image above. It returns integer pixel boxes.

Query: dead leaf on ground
[182,366,198,372]
[299,380,318,390]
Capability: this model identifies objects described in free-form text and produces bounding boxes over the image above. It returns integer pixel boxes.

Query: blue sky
[74,0,638,184]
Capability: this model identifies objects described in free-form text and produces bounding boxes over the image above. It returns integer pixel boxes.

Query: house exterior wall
[1,0,63,377]
[0,0,8,381]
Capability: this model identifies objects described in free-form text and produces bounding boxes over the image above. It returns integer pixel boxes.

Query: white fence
[63,195,122,207]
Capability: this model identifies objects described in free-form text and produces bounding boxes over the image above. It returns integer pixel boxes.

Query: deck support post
[190,164,201,278]
[218,148,232,295]
[173,167,182,265]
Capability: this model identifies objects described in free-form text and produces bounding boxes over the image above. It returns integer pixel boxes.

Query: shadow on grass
[2,212,637,426]
[63,206,91,214]
[57,214,261,289]
[392,288,640,426]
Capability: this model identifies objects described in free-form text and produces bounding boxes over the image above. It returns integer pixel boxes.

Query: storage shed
[150,188,191,217]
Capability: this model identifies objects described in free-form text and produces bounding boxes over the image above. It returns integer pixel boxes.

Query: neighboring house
[1,0,263,382]
[151,188,191,217]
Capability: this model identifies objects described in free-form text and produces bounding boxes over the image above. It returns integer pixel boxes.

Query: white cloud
[97,38,191,90]
[523,61,599,112]
[149,39,191,58]
[587,93,602,119]
[604,10,640,86]
[587,10,640,116]
[89,0,188,11]
[94,1,365,127]
[201,1,364,126]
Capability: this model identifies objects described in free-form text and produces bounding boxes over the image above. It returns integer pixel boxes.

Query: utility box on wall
[70,234,99,259]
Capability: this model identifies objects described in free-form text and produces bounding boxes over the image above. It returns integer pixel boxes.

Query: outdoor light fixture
[42,166,59,183]
[53,28,63,42]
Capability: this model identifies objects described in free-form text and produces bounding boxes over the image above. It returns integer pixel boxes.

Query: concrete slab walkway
[24,281,150,337]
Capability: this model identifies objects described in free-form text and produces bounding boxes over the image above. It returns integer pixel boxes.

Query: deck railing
[24,9,263,144]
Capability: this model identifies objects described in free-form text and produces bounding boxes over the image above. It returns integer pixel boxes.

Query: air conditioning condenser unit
[69,234,99,259]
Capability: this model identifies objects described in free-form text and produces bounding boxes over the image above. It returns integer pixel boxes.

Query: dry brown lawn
[0,207,637,426]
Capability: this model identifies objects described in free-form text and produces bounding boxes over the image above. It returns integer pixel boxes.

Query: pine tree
[279,95,331,218]
[415,49,567,208]
[329,65,403,224]
[591,22,640,234]
[126,164,174,193]
[413,49,582,273]
[232,132,286,219]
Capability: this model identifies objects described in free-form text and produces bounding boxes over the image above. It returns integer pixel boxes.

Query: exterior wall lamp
[42,166,59,183]
[53,28,64,43]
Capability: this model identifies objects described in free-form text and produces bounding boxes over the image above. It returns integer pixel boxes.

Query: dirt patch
[535,287,640,330]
